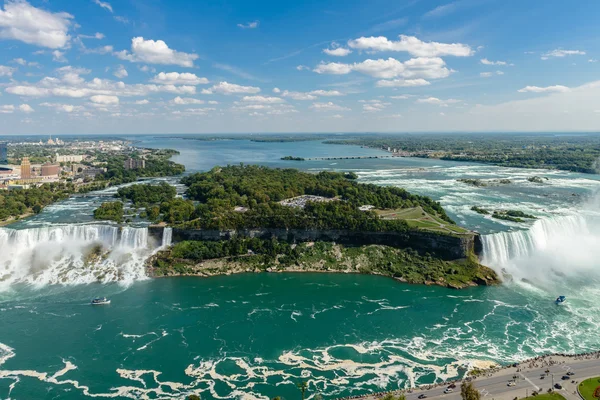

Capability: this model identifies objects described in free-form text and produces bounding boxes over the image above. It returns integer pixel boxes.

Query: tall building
[123,158,146,170]
[21,157,31,179]
[0,142,7,164]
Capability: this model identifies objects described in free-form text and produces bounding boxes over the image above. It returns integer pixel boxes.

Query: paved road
[360,358,600,400]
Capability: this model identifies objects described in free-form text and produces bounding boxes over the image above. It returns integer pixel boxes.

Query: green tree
[461,382,481,400]
[297,381,308,400]
[187,395,201,400]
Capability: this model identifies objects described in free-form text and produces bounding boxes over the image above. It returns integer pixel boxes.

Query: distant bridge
[304,155,400,161]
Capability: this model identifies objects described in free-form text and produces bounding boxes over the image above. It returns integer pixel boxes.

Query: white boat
[91,297,111,305]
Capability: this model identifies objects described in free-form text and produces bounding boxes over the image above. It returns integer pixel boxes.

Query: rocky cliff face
[148,226,480,261]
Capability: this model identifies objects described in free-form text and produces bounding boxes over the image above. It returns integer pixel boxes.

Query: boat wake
[0,225,171,290]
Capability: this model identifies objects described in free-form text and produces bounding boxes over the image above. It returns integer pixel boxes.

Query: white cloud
[296,65,310,71]
[19,103,34,113]
[0,105,15,114]
[79,32,104,40]
[237,21,259,29]
[114,16,128,24]
[480,58,508,66]
[242,95,284,103]
[40,102,83,112]
[86,45,114,55]
[416,97,460,106]
[541,49,585,60]
[423,2,459,18]
[323,46,352,57]
[272,87,281,93]
[517,85,570,93]
[347,35,473,57]
[6,86,49,96]
[90,95,119,104]
[172,96,204,105]
[480,72,493,78]
[313,62,353,75]
[116,37,199,67]
[309,102,350,112]
[134,99,149,105]
[589,59,598,63]
[389,95,410,99]
[281,91,317,101]
[151,72,208,85]
[52,50,68,63]
[362,100,390,113]
[0,1,73,49]
[0,65,15,76]
[205,81,260,95]
[315,57,451,80]
[308,90,344,96]
[92,0,113,13]
[114,65,128,79]
[376,78,430,87]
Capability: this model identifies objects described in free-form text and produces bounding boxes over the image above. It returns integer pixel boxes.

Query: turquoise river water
[0,137,599,399]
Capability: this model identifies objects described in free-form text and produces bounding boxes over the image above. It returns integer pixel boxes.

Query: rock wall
[148,226,480,260]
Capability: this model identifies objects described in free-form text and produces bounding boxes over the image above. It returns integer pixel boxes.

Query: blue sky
[1,0,600,134]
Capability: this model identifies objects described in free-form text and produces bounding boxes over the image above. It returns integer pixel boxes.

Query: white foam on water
[0,225,171,290]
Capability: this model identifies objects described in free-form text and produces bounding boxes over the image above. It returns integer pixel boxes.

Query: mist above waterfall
[481,193,600,286]
[0,225,168,290]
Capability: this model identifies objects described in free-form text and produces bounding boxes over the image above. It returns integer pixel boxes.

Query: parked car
[444,388,454,394]
[418,394,427,399]
[507,381,516,387]
[554,383,562,390]
[567,372,575,376]
[561,376,570,380]
[448,384,457,389]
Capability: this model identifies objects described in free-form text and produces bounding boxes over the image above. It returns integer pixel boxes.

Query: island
[280,156,305,161]
[146,165,499,288]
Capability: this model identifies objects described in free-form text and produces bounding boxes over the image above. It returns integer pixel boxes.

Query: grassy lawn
[521,393,566,400]
[579,377,600,400]
[375,206,470,235]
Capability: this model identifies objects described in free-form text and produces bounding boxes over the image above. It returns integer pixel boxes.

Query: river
[0,136,599,399]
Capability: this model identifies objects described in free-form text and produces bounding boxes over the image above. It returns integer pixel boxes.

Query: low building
[41,163,60,177]
[81,167,106,178]
[56,154,84,163]
[123,158,146,170]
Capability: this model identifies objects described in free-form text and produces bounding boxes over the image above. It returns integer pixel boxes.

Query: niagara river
[1,137,599,399]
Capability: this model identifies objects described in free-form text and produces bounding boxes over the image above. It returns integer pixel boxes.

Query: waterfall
[481,214,600,283]
[0,225,161,290]
[161,227,173,248]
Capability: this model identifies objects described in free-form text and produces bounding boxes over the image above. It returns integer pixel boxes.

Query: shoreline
[341,350,600,400]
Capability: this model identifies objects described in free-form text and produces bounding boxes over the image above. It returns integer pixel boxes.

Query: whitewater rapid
[0,225,170,290]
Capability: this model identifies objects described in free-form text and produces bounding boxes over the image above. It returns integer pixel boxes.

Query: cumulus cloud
[361,100,390,113]
[114,65,128,79]
[309,102,350,112]
[204,81,260,95]
[19,103,34,113]
[52,50,68,63]
[237,21,259,29]
[151,72,208,85]
[0,105,15,114]
[517,85,570,93]
[347,35,473,57]
[40,102,83,112]
[416,97,460,106]
[281,91,317,101]
[480,71,504,78]
[134,99,149,105]
[376,78,430,87]
[90,95,119,105]
[480,58,508,66]
[116,37,199,67]
[315,57,451,80]
[0,1,73,48]
[172,96,204,105]
[92,0,113,13]
[241,95,284,103]
[308,90,344,96]
[323,43,352,57]
[541,49,585,60]
[0,65,15,76]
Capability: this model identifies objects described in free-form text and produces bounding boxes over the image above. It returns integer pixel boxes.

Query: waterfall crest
[0,225,168,290]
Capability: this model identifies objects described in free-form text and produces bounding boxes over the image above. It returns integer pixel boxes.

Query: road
[358,357,600,400]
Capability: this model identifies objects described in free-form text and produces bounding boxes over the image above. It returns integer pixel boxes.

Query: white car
[444,389,454,394]
[507,381,516,387]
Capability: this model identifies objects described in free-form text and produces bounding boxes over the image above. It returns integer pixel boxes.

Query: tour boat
[91,297,111,305]
[555,296,566,305]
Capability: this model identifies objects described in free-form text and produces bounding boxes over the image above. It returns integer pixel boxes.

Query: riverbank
[147,242,499,289]
[347,351,600,400]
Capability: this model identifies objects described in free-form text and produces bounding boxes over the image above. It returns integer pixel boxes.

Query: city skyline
[0,0,600,134]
